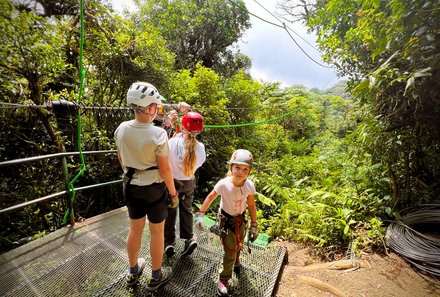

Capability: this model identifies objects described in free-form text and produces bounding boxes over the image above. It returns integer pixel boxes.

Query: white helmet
[126,82,161,107]
[229,149,253,167]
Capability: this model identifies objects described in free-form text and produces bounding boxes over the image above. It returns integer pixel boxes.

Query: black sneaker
[165,245,175,258]
[126,258,146,287]
[147,267,172,292]
[233,263,242,275]
[181,238,197,257]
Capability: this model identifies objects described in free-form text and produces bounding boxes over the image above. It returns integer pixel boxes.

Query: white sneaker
[217,279,229,296]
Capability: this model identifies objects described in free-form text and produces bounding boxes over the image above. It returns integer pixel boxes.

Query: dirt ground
[273,241,440,297]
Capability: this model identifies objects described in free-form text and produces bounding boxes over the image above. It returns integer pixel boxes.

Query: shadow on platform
[0,207,286,296]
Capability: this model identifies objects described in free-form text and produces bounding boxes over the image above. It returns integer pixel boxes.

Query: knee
[149,221,165,235]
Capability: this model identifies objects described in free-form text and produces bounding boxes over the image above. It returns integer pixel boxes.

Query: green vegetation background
[1,0,439,259]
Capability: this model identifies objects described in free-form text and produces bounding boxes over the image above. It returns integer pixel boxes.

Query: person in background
[164,112,206,257]
[154,101,191,138]
[114,81,179,291]
[194,149,259,296]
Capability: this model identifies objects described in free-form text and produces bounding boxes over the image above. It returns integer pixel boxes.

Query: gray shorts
[125,182,168,223]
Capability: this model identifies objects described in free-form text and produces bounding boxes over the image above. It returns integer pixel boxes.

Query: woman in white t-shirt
[194,149,259,297]
[164,112,206,258]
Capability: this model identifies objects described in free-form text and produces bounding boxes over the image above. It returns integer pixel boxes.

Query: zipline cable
[204,108,297,129]
[63,0,86,225]
[0,101,289,111]
[228,0,331,69]
[251,0,317,50]
[1,97,300,128]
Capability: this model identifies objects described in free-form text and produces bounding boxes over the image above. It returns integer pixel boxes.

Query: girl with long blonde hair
[164,112,206,257]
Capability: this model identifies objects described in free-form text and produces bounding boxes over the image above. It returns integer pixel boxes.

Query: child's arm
[247,194,259,241]
[247,194,257,223]
[117,149,124,171]
[195,189,218,231]
[199,189,219,213]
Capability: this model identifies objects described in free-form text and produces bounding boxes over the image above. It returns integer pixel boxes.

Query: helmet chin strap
[133,105,158,123]
[138,104,157,117]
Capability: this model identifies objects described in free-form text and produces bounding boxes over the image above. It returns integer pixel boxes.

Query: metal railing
[0,150,121,225]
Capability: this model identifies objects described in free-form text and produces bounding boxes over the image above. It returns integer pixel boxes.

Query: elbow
[159,166,172,177]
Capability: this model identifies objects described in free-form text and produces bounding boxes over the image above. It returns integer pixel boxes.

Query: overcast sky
[111,0,339,89]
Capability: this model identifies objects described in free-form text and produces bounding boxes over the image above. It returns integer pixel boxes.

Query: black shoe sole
[180,241,197,257]
[146,274,172,291]
[147,280,170,292]
[165,246,175,258]
[233,265,241,274]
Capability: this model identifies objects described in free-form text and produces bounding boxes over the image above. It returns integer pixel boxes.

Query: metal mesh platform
[0,207,286,297]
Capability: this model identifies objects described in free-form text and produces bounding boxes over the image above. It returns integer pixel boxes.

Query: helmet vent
[126,82,160,107]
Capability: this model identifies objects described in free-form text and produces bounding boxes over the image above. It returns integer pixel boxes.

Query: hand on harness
[168,192,179,208]
[248,222,259,242]
[194,211,206,231]
[122,168,136,199]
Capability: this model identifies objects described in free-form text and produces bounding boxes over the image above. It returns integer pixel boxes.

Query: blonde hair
[183,133,198,177]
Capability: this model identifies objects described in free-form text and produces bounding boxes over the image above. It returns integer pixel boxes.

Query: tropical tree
[132,0,251,75]
[12,0,80,17]
[279,0,440,210]
[0,0,176,253]
[0,0,69,153]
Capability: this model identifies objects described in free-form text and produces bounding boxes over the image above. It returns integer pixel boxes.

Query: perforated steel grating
[0,207,286,297]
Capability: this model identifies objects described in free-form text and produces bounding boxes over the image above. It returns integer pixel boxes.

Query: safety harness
[218,209,246,254]
[122,166,158,199]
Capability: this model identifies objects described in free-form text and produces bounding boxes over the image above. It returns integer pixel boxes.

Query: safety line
[204,109,297,128]
[251,0,317,50]
[228,0,331,69]
[0,101,290,111]
[63,0,86,225]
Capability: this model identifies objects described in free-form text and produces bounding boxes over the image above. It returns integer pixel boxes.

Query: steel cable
[385,204,440,277]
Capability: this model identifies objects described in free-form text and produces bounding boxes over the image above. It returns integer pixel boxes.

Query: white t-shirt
[214,177,256,216]
[114,120,169,186]
[168,136,206,180]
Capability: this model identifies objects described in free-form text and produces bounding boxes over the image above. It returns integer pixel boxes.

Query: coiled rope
[385,204,440,277]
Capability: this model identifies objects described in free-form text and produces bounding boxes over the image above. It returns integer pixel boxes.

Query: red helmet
[181,112,204,132]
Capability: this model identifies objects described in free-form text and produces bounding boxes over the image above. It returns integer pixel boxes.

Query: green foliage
[291,0,440,210]
[0,0,402,260]
[81,8,175,106]
[255,135,389,256]
[134,0,251,75]
[0,0,67,105]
